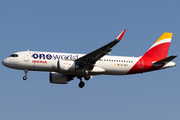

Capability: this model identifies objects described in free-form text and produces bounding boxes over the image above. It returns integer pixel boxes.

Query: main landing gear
[23,69,28,80]
[84,74,91,80]
[77,76,84,88]
[77,74,91,88]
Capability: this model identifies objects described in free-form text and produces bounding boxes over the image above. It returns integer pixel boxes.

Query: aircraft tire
[84,74,90,80]
[23,76,27,80]
[79,81,85,88]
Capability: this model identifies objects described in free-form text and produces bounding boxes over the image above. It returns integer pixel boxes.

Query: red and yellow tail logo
[143,32,173,61]
[127,32,173,74]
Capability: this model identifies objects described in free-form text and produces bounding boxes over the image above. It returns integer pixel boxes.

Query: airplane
[2,29,177,88]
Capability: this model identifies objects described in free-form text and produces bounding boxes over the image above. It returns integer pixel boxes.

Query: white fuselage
[2,51,140,76]
[2,51,176,76]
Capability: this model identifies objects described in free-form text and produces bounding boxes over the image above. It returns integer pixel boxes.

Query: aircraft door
[24,50,29,61]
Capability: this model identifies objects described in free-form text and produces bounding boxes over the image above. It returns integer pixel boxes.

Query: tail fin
[127,32,174,74]
[142,32,173,61]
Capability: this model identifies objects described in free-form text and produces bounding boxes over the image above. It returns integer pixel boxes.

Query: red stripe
[143,42,170,61]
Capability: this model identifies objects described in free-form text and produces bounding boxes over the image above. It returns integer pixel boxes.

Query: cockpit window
[10,54,18,57]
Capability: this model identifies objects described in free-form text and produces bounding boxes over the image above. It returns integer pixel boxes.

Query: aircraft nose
[2,58,9,67]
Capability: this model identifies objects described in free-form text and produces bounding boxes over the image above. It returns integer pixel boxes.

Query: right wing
[75,29,126,70]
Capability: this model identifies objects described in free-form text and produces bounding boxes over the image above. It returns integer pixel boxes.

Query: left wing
[75,29,126,70]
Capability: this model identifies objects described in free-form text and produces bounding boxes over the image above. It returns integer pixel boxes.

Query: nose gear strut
[23,69,28,80]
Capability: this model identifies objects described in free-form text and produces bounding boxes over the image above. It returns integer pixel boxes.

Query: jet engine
[52,60,79,72]
[49,72,74,84]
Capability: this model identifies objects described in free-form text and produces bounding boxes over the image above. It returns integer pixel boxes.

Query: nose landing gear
[23,69,28,80]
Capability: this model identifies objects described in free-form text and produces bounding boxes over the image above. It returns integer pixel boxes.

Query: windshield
[10,54,18,57]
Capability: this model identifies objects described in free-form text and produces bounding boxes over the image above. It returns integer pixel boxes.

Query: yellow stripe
[155,33,173,44]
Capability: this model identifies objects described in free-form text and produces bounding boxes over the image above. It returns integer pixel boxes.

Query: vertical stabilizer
[127,32,173,74]
[143,32,173,61]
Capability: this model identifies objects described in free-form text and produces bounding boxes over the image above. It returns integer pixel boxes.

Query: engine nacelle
[52,60,79,72]
[49,72,74,84]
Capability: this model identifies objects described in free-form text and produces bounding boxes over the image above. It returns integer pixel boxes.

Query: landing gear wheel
[23,76,27,80]
[78,81,85,88]
[84,74,90,80]
[23,69,28,80]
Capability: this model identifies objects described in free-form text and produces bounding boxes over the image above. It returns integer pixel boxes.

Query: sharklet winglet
[116,29,126,40]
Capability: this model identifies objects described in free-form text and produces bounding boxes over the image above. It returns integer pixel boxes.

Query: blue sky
[0,0,180,120]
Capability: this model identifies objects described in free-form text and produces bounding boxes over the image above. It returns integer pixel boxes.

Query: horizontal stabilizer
[153,55,177,65]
